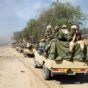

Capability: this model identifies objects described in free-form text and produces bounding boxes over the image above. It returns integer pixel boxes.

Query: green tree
[13,2,87,43]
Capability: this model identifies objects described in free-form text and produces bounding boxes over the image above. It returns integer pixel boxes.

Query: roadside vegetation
[12,2,88,43]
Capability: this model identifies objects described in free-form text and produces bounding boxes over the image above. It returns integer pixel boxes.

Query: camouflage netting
[45,39,87,61]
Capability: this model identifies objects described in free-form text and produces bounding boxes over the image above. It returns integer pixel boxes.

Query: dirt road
[0,46,62,88]
[0,46,88,88]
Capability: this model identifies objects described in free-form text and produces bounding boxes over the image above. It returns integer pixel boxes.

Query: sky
[0,0,88,43]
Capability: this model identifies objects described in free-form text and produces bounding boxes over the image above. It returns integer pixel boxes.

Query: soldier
[58,25,70,41]
[69,25,85,58]
[45,24,53,42]
[69,25,77,53]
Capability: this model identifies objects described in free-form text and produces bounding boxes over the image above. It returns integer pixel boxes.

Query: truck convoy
[15,41,35,57]
[13,24,88,80]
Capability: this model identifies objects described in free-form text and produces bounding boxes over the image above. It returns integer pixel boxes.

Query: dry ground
[0,46,61,88]
[0,46,88,88]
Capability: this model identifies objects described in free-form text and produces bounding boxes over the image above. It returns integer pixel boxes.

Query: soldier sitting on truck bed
[45,24,53,42]
[44,24,53,57]
[68,25,86,60]
[58,25,70,41]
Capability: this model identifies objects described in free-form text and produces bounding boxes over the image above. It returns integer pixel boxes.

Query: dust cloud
[0,36,11,46]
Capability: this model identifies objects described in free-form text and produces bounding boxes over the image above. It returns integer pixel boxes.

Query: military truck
[16,43,24,53]
[11,42,17,48]
[16,46,24,53]
[23,43,35,57]
[34,40,88,80]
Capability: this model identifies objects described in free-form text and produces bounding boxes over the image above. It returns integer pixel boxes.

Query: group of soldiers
[42,24,86,59]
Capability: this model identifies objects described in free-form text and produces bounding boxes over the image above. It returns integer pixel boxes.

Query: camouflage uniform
[58,25,70,42]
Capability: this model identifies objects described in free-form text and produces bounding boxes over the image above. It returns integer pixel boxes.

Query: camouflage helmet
[71,25,78,29]
[62,25,67,28]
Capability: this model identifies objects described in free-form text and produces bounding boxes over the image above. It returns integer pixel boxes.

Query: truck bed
[35,51,88,69]
[45,59,88,69]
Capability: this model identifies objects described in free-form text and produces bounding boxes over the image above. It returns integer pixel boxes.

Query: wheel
[43,64,51,80]
[21,49,23,53]
[19,49,23,53]
[33,58,38,68]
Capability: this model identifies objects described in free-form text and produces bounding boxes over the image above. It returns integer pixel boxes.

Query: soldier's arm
[67,31,74,41]
[72,33,76,42]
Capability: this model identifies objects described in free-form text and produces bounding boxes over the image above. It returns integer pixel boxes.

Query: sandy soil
[0,46,61,88]
[0,46,88,88]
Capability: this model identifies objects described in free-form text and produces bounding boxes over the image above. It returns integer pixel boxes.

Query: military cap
[62,25,67,28]
[71,25,78,29]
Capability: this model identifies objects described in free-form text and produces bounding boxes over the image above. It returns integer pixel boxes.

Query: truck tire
[20,49,23,53]
[43,64,51,80]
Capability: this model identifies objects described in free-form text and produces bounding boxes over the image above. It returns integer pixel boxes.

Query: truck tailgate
[45,59,88,69]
